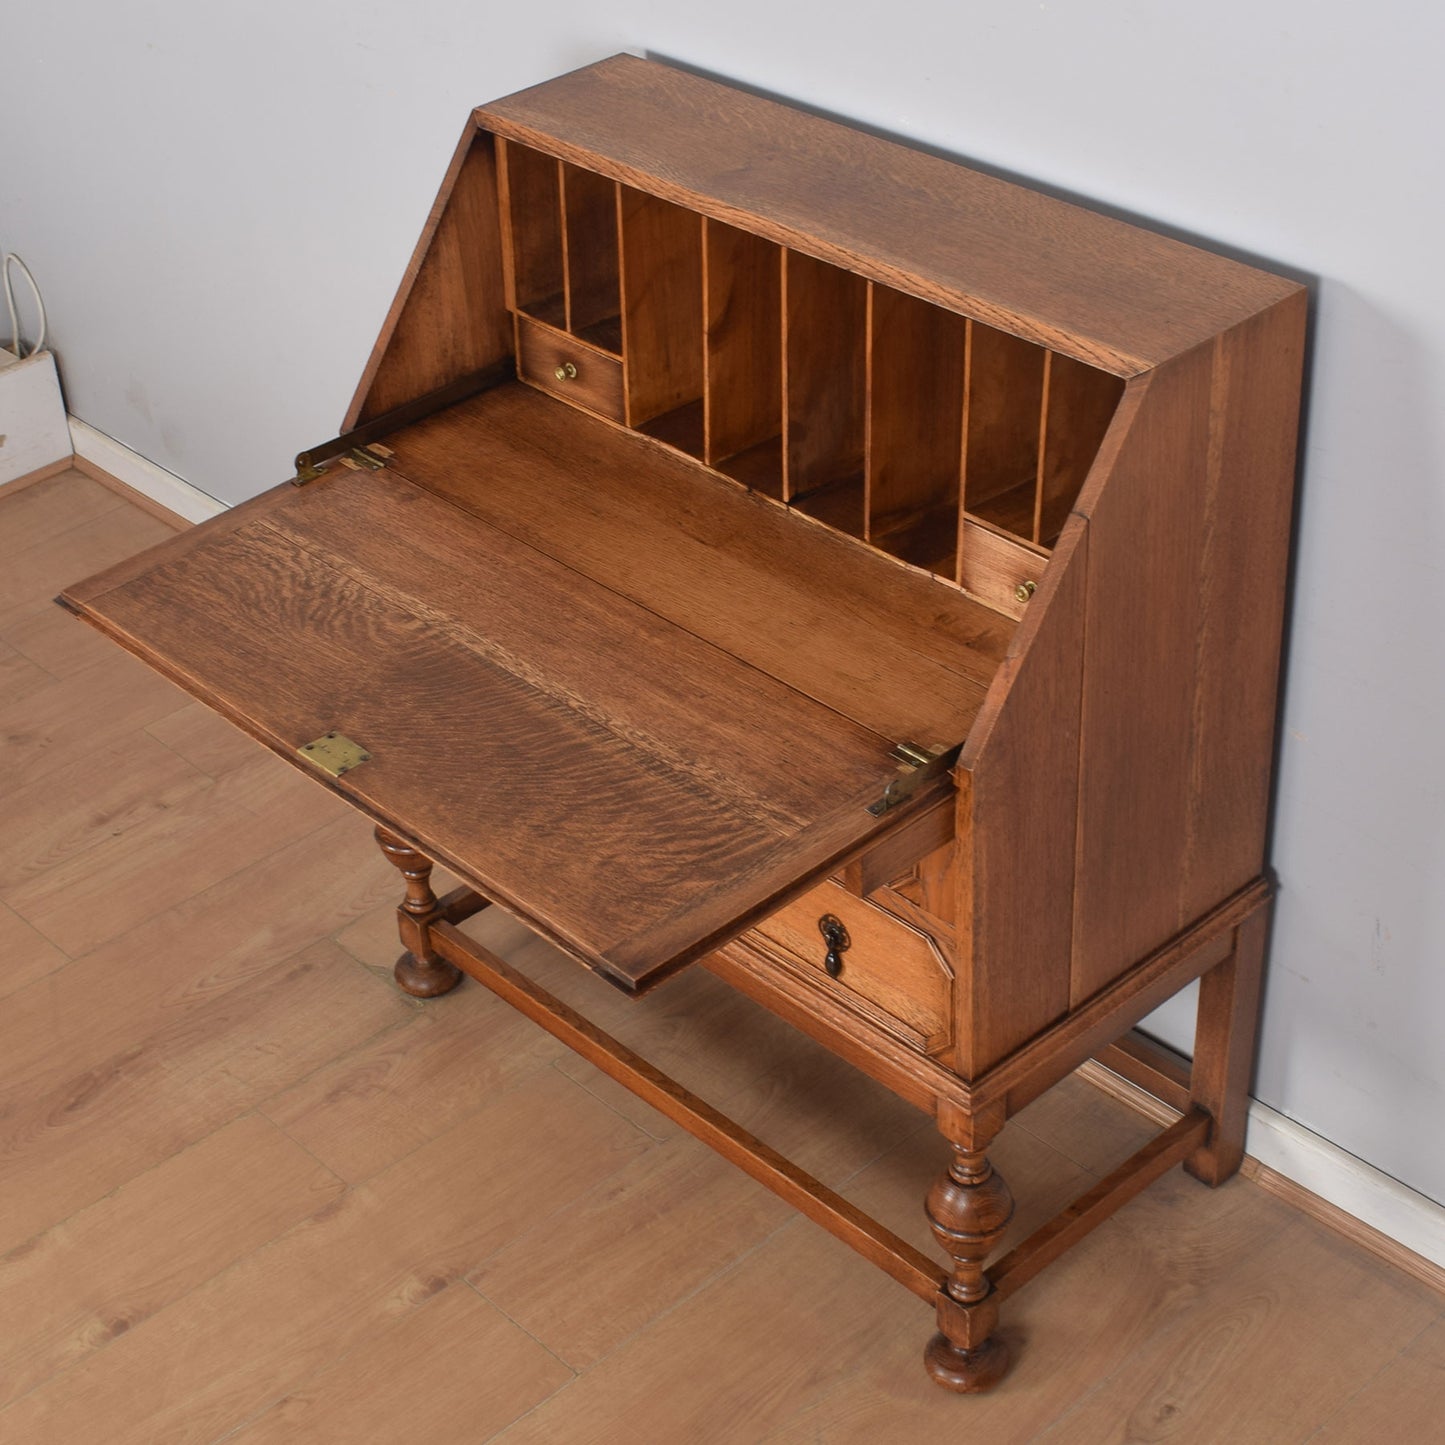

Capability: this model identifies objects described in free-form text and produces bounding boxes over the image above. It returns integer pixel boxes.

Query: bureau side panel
[954,523,1088,1077]
[1068,344,1214,1004]
[345,126,512,428]
[1176,295,1307,923]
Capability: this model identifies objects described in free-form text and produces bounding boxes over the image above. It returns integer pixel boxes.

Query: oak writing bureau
[61,55,1307,1392]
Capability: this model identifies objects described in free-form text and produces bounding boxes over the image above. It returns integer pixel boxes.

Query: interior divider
[495,160,1126,609]
[958,322,1047,552]
[620,186,705,454]
[561,163,622,353]
[500,142,565,329]
[865,285,967,575]
[1035,354,1126,546]
[782,250,867,537]
[703,221,783,496]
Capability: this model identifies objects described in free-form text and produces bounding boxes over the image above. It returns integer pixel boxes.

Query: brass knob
[1014,579,1037,604]
[554,362,578,382]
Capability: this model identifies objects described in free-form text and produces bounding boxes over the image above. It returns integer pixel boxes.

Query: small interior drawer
[516,315,625,421]
[958,518,1047,620]
[750,879,954,1055]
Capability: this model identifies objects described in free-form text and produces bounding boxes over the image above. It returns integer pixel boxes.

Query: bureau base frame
[374,825,1268,1394]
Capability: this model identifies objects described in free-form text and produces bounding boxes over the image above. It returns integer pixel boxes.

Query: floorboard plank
[0,1114,343,1410]
[0,1070,646,1445]
[222,1283,573,1444]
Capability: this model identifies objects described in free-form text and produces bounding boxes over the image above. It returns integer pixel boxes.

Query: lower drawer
[516,315,625,421]
[748,879,954,1055]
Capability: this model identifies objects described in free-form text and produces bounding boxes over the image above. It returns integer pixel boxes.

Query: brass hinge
[298,730,371,778]
[294,442,392,484]
[867,741,959,816]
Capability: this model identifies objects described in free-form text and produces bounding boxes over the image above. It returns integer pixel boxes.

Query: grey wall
[4,4,1441,1203]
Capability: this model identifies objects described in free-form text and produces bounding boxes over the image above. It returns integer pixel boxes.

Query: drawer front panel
[958,517,1046,620]
[516,316,625,421]
[750,879,953,1054]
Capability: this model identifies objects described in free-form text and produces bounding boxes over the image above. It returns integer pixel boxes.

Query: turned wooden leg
[924,1100,1014,1393]
[1185,903,1269,1185]
[375,824,462,998]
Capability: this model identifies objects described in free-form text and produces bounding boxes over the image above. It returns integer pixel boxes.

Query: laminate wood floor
[1,470,1440,1443]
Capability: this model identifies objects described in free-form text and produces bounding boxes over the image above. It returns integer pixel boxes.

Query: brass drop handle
[554,362,578,382]
[818,914,851,978]
[1014,579,1037,604]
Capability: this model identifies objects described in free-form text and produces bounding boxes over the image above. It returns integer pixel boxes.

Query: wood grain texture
[0,731,209,893]
[0,467,123,555]
[1028,1206,1439,1444]
[431,920,945,1301]
[1069,351,1212,1005]
[837,789,954,896]
[703,220,781,475]
[0,1114,342,1410]
[621,186,704,429]
[1240,1156,1445,1297]
[0,932,401,1260]
[381,383,1009,741]
[561,160,621,342]
[3,504,175,632]
[347,125,511,427]
[783,248,867,506]
[1177,294,1308,924]
[259,984,564,1183]
[958,516,1046,619]
[750,876,955,1054]
[1187,906,1270,1185]
[0,899,68,999]
[515,314,625,420]
[954,521,1089,1076]
[1035,352,1124,545]
[0,1068,644,1445]
[866,285,965,573]
[960,321,1046,548]
[499,141,563,319]
[2,754,336,957]
[1311,1317,1445,1442]
[63,462,969,989]
[70,454,192,531]
[478,56,1299,373]
[988,1108,1210,1301]
[224,1284,572,1445]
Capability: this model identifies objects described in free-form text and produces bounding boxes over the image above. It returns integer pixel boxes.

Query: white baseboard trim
[1243,1102,1445,1276]
[68,417,226,524]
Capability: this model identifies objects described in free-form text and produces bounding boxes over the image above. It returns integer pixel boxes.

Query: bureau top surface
[478,55,1301,376]
[62,384,1002,991]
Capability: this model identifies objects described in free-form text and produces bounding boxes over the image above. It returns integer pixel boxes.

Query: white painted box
[0,348,71,487]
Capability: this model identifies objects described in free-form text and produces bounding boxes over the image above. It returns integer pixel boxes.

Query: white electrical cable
[3,253,47,358]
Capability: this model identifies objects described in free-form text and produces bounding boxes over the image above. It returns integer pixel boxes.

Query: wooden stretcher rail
[1092,1030,1194,1115]
[431,910,1222,1327]
[987,1107,1212,1301]
[430,919,949,1303]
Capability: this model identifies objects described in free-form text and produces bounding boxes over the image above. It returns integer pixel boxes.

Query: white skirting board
[1243,1101,1445,1272]
[68,417,225,524]
[45,416,1445,1280]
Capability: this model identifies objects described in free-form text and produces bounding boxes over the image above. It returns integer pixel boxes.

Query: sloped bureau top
[479,54,1298,374]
